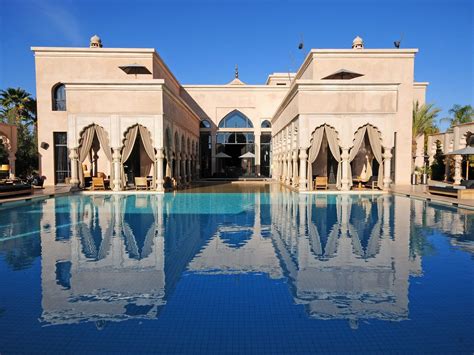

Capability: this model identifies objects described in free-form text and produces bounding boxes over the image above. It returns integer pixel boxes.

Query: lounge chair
[135,177,148,190]
[91,177,105,191]
[314,176,328,190]
[0,182,33,198]
[364,176,380,190]
[428,183,474,200]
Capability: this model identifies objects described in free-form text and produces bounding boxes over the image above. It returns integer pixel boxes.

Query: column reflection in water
[32,189,473,329]
[40,194,169,327]
[270,192,422,327]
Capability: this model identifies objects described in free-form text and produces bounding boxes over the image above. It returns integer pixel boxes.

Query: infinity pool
[0,186,473,354]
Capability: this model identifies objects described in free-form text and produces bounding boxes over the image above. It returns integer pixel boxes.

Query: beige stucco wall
[32,47,200,185]
[32,42,427,187]
[273,49,423,185]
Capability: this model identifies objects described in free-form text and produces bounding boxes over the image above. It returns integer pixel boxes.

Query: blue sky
[0,0,472,129]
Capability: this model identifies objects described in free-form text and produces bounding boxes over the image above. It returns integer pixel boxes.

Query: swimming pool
[0,186,473,353]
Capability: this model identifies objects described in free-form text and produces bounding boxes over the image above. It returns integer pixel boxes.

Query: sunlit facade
[32,35,427,191]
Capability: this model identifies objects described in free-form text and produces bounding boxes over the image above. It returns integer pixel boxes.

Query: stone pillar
[298,148,308,192]
[292,150,298,187]
[182,154,188,186]
[187,156,192,183]
[155,148,164,192]
[281,155,286,183]
[176,152,181,186]
[69,148,79,188]
[255,132,261,176]
[286,153,292,185]
[92,151,98,177]
[341,148,350,191]
[112,148,122,191]
[7,152,16,179]
[211,132,217,175]
[383,148,393,190]
[454,155,462,185]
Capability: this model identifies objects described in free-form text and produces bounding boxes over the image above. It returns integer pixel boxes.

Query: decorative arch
[349,124,384,188]
[261,120,271,128]
[218,110,253,129]
[307,124,342,190]
[52,83,66,111]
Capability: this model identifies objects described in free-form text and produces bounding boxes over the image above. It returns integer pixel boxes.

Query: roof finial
[235,64,239,78]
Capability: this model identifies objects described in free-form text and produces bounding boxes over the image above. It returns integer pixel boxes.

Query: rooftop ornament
[90,34,103,48]
[352,36,364,49]
[227,64,245,85]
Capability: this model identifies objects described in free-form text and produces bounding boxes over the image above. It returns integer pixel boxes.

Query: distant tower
[352,36,364,49]
[90,35,103,48]
[235,64,239,78]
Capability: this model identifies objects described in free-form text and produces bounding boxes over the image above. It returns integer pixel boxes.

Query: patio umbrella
[322,69,364,80]
[215,152,231,158]
[446,146,474,180]
[119,63,152,78]
[239,152,255,159]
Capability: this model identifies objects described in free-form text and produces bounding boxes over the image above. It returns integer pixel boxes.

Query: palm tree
[0,87,38,177]
[0,87,36,126]
[441,104,474,127]
[412,101,441,172]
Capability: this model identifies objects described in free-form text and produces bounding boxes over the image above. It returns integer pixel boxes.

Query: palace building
[32,35,427,192]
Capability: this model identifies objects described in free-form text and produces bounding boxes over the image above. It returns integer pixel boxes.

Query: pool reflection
[17,191,471,328]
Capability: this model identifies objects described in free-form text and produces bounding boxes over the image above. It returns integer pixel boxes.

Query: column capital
[298,148,308,159]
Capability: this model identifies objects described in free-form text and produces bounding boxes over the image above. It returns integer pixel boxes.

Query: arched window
[261,120,271,128]
[218,111,253,129]
[200,119,211,128]
[52,84,66,111]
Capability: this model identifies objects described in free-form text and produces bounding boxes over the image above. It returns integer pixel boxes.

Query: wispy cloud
[37,0,84,45]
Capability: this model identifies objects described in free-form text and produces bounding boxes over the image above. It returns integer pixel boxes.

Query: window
[218,111,253,128]
[54,132,70,183]
[261,120,271,128]
[200,119,211,128]
[52,84,66,111]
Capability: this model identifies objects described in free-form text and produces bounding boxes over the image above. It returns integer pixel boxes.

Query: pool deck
[391,184,474,210]
[0,182,473,210]
[0,185,72,208]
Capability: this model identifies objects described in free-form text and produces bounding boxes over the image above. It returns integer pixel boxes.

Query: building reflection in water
[35,189,473,328]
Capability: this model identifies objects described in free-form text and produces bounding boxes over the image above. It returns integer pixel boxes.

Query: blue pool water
[0,187,473,354]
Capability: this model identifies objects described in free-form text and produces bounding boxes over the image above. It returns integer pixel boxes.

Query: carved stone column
[112,148,122,191]
[340,148,351,191]
[383,148,393,190]
[286,153,292,185]
[187,156,192,183]
[176,152,181,187]
[292,150,298,187]
[454,155,462,185]
[155,148,164,192]
[298,148,308,192]
[69,148,79,188]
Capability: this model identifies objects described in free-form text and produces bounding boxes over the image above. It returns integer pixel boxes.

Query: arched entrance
[216,111,255,177]
[307,124,342,190]
[121,124,155,189]
[348,124,384,189]
[77,124,112,188]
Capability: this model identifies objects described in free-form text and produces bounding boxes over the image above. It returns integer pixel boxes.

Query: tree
[412,101,440,170]
[0,88,38,177]
[441,104,474,127]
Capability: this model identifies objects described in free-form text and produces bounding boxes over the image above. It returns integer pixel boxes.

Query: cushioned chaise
[0,183,33,198]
